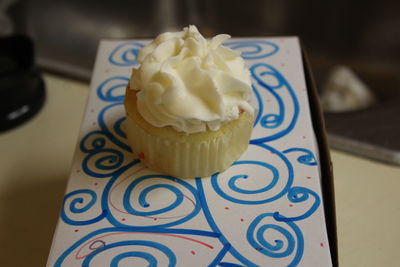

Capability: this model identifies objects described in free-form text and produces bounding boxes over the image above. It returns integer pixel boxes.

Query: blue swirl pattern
[82,240,176,267]
[113,174,201,228]
[283,148,318,166]
[249,63,300,143]
[247,213,303,267]
[61,189,106,226]
[224,40,279,60]
[95,76,133,152]
[97,103,131,152]
[273,187,321,222]
[54,39,326,267]
[80,131,125,178]
[108,42,144,66]
[97,76,129,102]
[54,227,220,267]
[211,144,293,205]
[110,251,157,267]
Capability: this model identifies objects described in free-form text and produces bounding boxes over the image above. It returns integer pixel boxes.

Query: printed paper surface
[47,37,332,267]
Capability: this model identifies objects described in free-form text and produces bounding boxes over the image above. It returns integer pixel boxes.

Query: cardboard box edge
[300,40,339,267]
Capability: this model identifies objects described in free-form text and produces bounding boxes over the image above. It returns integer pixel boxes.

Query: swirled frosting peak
[129,25,254,134]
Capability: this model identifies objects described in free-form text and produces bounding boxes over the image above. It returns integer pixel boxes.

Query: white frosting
[129,25,254,134]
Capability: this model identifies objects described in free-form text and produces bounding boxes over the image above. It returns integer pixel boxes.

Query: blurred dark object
[0,35,45,132]
[321,66,400,165]
[7,0,400,164]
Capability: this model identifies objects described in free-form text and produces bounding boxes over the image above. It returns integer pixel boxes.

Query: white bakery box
[47,37,338,267]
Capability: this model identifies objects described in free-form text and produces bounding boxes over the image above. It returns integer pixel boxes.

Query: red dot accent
[153,218,157,221]
[224,207,229,210]
[138,152,145,159]
[74,229,79,232]
[289,204,293,207]
[320,243,324,247]
[302,135,306,139]
[240,218,244,222]
[307,176,312,179]
[270,151,275,154]
[191,250,196,255]
[122,218,126,221]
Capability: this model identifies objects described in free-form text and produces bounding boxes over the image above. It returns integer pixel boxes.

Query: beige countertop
[0,74,399,266]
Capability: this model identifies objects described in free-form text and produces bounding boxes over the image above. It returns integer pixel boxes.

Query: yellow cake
[124,25,254,178]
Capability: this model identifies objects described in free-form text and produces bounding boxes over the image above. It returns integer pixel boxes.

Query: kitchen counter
[0,74,399,266]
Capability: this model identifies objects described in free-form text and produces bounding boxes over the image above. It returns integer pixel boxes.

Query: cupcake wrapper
[124,114,253,178]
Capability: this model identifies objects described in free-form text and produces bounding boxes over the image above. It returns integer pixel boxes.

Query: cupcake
[124,25,254,178]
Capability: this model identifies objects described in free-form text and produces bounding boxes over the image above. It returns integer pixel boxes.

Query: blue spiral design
[283,148,318,166]
[273,187,320,222]
[250,63,300,143]
[227,161,277,193]
[97,76,129,102]
[97,103,131,152]
[108,41,145,66]
[80,131,108,153]
[252,85,263,127]
[54,227,219,267]
[95,76,131,151]
[247,213,303,267]
[113,117,127,139]
[224,40,279,59]
[80,131,125,178]
[61,189,106,225]
[110,251,157,267]
[197,178,257,266]
[104,174,201,228]
[82,240,176,267]
[211,144,293,205]
[218,263,246,267]
[124,183,184,216]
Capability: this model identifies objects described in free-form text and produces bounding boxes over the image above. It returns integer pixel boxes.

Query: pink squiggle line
[108,167,196,220]
[75,232,214,260]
